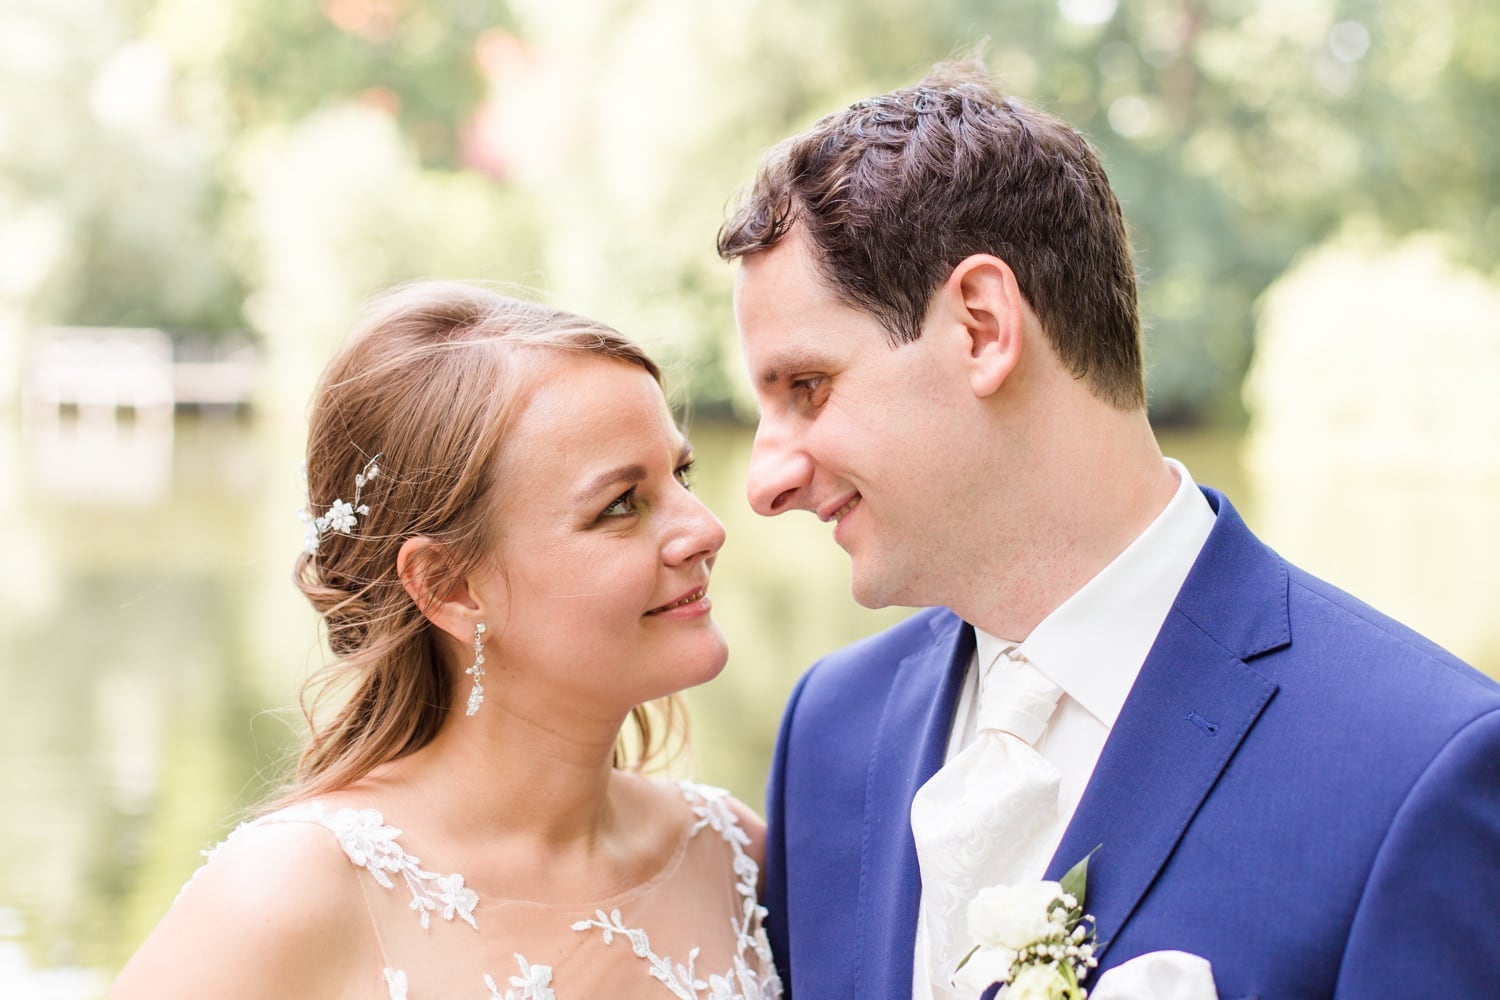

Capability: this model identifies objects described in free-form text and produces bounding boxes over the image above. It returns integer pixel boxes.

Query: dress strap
[349,865,401,996]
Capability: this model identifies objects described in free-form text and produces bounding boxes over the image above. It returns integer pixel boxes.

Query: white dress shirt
[912,458,1217,999]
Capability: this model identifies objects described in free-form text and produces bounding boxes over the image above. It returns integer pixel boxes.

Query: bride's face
[470,354,728,712]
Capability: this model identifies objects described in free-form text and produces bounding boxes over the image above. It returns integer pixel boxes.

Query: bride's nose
[663,490,726,566]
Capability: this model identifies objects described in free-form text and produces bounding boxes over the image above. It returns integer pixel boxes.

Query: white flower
[688,785,752,847]
[321,498,359,534]
[1004,962,1081,1000]
[435,872,479,928]
[325,808,406,880]
[952,944,1019,993]
[507,953,555,1000]
[733,851,760,883]
[299,511,321,554]
[969,880,1068,950]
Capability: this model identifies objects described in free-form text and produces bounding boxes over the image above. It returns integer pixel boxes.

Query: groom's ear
[932,254,1024,399]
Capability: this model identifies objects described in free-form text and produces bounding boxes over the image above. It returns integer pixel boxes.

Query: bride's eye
[675,459,696,491]
[602,487,638,518]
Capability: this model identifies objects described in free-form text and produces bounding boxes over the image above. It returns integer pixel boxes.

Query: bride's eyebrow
[573,440,692,503]
[574,464,645,504]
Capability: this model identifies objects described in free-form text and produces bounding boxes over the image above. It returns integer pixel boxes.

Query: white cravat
[910,647,1064,1000]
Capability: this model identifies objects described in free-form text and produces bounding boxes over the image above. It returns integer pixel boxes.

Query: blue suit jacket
[763,489,1500,999]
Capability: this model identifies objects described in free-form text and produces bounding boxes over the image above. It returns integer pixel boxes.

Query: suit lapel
[858,611,973,997]
[1046,489,1289,958]
[1046,609,1277,954]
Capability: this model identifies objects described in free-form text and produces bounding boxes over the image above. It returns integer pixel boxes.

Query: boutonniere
[953,848,1100,999]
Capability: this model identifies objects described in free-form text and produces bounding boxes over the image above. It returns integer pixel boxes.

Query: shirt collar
[974,458,1216,727]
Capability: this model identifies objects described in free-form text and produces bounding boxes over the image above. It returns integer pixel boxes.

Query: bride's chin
[667,633,732,695]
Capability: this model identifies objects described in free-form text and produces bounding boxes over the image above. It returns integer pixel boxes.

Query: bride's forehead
[527,356,668,421]
[504,357,677,459]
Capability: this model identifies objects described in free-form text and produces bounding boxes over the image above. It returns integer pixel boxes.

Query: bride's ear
[397,536,494,647]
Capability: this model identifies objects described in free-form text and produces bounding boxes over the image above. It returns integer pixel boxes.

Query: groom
[717,62,1500,999]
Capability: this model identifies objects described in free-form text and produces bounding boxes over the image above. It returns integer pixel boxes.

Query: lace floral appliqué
[485,954,557,1000]
[312,803,480,930]
[571,783,780,1000]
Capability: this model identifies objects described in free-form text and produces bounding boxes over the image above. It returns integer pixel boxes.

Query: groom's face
[732,228,981,610]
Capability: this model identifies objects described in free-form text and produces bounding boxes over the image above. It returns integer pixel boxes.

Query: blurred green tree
[3,0,1497,421]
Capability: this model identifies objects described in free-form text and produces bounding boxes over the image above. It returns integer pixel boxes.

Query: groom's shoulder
[1280,562,1500,705]
[1198,488,1497,704]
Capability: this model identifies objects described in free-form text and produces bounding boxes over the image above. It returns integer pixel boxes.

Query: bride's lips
[644,585,711,618]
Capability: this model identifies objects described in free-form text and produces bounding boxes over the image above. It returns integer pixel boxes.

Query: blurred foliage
[2,0,1497,422]
[211,0,503,165]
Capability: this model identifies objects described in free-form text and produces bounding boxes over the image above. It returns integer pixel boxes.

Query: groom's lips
[821,493,862,547]
[819,492,861,524]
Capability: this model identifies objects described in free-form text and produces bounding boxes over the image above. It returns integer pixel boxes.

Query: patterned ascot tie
[910,646,1065,1000]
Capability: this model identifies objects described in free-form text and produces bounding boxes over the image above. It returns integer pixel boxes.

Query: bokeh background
[4,0,1499,994]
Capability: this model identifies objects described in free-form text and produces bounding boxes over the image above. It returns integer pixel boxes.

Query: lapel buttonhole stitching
[1186,710,1220,736]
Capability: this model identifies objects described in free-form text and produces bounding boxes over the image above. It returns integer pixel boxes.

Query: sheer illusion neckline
[362,801,699,911]
[188,780,782,1000]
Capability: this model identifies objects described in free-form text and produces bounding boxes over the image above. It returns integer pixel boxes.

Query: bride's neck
[362,697,631,850]
[368,702,684,903]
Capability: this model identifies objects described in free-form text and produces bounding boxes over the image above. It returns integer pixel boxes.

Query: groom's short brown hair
[718,60,1145,410]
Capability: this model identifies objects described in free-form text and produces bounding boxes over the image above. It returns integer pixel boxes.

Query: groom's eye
[790,375,829,406]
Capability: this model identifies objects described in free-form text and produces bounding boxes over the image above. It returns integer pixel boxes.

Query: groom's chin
[848,564,912,611]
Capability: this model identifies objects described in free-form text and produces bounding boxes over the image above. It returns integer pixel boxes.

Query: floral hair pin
[299,453,382,555]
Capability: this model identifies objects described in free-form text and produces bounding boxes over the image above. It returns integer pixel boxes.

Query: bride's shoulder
[109,801,380,998]
[174,800,380,938]
[196,801,368,887]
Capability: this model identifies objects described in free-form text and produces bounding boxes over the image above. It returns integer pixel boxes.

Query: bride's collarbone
[310,773,692,905]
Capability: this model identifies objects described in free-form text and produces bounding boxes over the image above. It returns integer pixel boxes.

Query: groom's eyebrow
[757,348,833,387]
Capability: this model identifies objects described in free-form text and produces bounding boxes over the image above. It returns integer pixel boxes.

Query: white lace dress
[190,781,781,999]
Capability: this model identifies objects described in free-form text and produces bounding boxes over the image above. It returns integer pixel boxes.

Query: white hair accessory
[299,453,382,555]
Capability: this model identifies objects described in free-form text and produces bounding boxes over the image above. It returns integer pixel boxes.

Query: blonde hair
[281,280,685,804]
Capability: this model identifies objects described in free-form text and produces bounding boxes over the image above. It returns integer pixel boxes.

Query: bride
[108,281,781,999]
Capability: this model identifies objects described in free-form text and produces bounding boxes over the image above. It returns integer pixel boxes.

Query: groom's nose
[746,418,813,517]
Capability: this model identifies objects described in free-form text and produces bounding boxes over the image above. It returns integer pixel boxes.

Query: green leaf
[954,944,980,973]
[1059,845,1101,909]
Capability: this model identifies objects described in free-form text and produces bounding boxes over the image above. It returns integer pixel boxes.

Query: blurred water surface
[3,413,1497,994]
